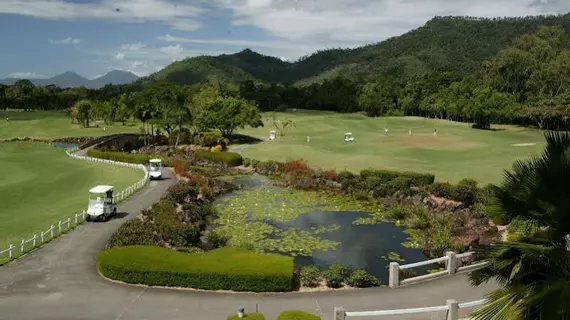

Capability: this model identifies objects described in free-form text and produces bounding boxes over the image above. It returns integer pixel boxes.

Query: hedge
[97,246,294,292]
[88,148,170,165]
[194,149,243,167]
[277,311,321,320]
[359,169,435,187]
[227,313,265,320]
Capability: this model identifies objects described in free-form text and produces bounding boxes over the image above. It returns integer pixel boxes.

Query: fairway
[0,142,144,250]
[0,110,140,139]
[238,111,545,184]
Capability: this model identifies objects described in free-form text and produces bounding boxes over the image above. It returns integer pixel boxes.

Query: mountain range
[0,70,139,89]
[136,13,570,87]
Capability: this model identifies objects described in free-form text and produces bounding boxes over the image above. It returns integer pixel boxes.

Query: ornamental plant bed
[97,246,294,292]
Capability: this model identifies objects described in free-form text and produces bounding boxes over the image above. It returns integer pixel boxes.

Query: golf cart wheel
[98,215,106,222]
[113,207,117,216]
[86,215,91,222]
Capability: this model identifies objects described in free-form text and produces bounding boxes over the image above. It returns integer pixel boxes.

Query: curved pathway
[0,168,498,320]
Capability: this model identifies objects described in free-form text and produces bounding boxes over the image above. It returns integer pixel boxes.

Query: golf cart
[149,159,163,180]
[344,132,355,142]
[269,130,276,140]
[87,185,117,222]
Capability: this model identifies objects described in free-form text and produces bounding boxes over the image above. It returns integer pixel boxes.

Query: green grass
[277,310,321,320]
[0,142,144,250]
[97,246,294,292]
[0,110,140,139]
[238,111,546,184]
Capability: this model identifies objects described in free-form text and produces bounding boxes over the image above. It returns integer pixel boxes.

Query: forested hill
[136,13,570,87]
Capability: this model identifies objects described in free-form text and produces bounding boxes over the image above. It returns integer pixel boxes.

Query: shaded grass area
[0,142,143,250]
[238,111,545,184]
[0,110,140,139]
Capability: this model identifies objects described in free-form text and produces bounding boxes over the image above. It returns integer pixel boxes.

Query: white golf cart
[269,130,276,140]
[87,185,117,222]
[149,159,163,180]
[344,132,355,142]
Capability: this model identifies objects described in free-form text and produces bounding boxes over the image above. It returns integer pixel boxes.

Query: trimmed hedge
[277,311,321,320]
[194,149,243,167]
[88,148,170,165]
[97,246,294,292]
[227,313,265,320]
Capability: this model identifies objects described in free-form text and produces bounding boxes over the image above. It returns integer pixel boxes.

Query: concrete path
[0,167,498,320]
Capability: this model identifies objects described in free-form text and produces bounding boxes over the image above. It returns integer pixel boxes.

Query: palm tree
[470,132,570,320]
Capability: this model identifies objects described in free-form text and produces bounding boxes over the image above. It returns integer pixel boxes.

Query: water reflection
[268,211,429,283]
[52,142,79,149]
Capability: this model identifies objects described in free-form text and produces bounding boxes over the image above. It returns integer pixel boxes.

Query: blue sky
[1,0,569,79]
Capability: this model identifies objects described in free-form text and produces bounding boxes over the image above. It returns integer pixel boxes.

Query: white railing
[0,147,150,264]
[334,299,487,320]
[388,251,489,288]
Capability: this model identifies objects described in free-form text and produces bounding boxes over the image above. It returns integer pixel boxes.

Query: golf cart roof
[149,159,162,163]
[345,132,352,135]
[270,130,276,133]
[89,185,114,193]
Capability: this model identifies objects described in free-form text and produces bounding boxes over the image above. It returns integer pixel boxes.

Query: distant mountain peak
[0,69,139,89]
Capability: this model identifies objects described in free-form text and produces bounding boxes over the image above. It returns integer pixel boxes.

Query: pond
[267,211,429,284]
[214,174,430,284]
[52,142,79,149]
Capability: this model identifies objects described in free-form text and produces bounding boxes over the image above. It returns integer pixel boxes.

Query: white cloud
[121,43,146,51]
[49,37,82,45]
[115,52,125,60]
[159,45,184,56]
[0,0,204,31]
[7,72,45,79]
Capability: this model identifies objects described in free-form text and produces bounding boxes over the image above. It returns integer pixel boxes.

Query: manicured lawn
[238,111,545,184]
[0,110,140,139]
[0,142,144,250]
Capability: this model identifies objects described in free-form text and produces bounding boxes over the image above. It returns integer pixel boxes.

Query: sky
[1,0,570,79]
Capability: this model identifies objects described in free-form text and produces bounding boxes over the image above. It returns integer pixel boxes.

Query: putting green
[0,110,140,139]
[238,111,545,184]
[0,142,144,250]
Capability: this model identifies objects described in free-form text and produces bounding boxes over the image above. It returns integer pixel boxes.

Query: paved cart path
[0,165,498,320]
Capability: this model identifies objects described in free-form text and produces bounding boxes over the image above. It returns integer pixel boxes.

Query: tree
[470,132,570,319]
[73,99,94,127]
[194,95,263,137]
[268,113,295,136]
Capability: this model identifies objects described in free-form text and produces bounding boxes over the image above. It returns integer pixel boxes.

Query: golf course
[240,111,545,184]
[0,142,143,251]
[0,110,140,139]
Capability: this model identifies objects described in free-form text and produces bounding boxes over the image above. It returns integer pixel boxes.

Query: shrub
[211,145,223,152]
[359,169,434,187]
[453,178,478,206]
[206,229,230,248]
[98,246,294,292]
[167,182,200,204]
[88,148,168,164]
[199,132,229,148]
[277,310,321,320]
[175,246,204,253]
[227,313,266,320]
[255,160,284,176]
[194,149,243,167]
[251,159,260,167]
[347,270,380,288]
[243,158,251,167]
[107,219,161,249]
[173,157,192,177]
[429,182,455,199]
[300,266,321,287]
[323,264,350,288]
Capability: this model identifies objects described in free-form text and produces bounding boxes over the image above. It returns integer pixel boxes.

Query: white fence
[0,146,149,264]
[389,251,488,288]
[334,299,487,320]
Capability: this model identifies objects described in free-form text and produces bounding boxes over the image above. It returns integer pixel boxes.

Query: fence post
[58,221,62,233]
[20,239,25,253]
[389,262,400,288]
[334,307,346,320]
[67,218,71,229]
[51,225,55,238]
[32,234,37,247]
[9,244,14,258]
[75,213,78,225]
[446,251,457,275]
[446,299,459,320]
